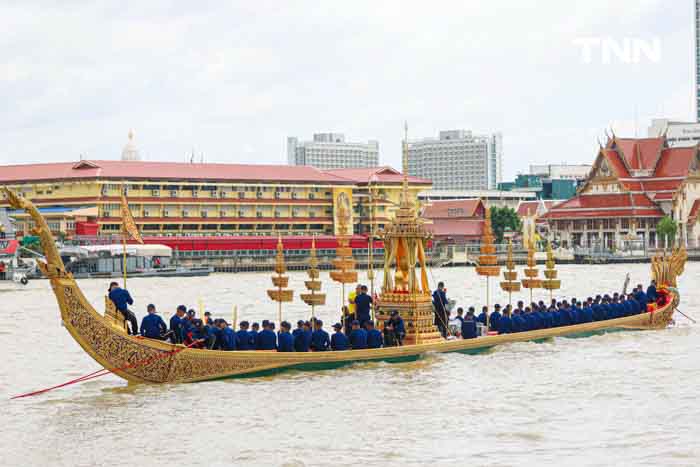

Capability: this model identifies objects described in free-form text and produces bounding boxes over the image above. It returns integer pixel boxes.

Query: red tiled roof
[603,149,631,178]
[0,160,356,184]
[544,193,664,219]
[652,192,675,201]
[516,200,551,217]
[688,199,700,223]
[427,219,484,237]
[654,147,695,177]
[614,137,664,171]
[545,208,664,219]
[421,199,485,219]
[322,166,431,184]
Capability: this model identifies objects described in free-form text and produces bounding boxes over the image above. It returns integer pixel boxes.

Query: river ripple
[1,263,699,467]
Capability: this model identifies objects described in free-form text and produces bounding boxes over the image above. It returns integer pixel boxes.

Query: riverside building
[405,130,502,191]
[544,134,700,249]
[0,161,429,239]
[287,133,379,169]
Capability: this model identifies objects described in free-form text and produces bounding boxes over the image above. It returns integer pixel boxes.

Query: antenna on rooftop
[190,148,195,164]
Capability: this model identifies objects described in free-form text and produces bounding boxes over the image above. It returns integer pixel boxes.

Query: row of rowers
[137,304,408,352]
[450,281,664,338]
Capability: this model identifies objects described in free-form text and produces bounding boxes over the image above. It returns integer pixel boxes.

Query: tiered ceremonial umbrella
[541,241,561,301]
[499,238,521,305]
[330,192,358,322]
[475,208,501,329]
[267,236,294,325]
[300,236,326,323]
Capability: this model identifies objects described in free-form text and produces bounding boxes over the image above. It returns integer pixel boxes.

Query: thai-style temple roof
[545,134,700,221]
[420,199,485,219]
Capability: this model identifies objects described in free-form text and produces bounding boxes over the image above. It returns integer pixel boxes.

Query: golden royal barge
[2,184,687,384]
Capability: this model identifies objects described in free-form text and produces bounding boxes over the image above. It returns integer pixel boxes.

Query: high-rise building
[648,118,700,147]
[406,130,502,190]
[287,133,379,169]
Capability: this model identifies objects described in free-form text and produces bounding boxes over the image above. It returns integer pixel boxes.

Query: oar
[675,308,696,324]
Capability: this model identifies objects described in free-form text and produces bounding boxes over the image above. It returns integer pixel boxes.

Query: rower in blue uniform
[489,304,502,332]
[646,280,658,303]
[140,304,167,339]
[354,285,373,328]
[236,321,253,350]
[277,321,294,352]
[366,321,383,349]
[511,308,525,333]
[627,294,641,314]
[462,309,478,338]
[634,285,649,311]
[497,307,512,334]
[250,322,260,348]
[592,297,605,321]
[170,305,187,343]
[293,320,304,338]
[294,321,312,352]
[311,319,331,351]
[108,281,139,335]
[256,321,277,350]
[389,311,406,345]
[349,320,368,349]
[581,298,594,323]
[331,323,349,350]
[218,320,236,350]
[476,305,488,327]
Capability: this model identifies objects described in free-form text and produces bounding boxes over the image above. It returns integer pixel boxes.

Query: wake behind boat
[1,184,688,385]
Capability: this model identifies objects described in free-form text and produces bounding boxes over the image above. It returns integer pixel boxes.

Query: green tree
[656,216,678,247]
[490,206,522,243]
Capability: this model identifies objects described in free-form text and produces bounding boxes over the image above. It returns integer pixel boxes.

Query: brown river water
[1,263,699,467]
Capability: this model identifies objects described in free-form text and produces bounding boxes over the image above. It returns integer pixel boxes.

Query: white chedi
[121,130,141,161]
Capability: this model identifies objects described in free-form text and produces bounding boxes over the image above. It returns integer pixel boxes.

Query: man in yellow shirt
[345,285,361,334]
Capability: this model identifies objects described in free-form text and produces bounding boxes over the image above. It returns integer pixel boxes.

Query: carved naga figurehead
[1,187,68,279]
[651,247,687,288]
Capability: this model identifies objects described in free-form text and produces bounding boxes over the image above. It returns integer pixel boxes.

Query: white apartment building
[648,119,700,147]
[529,164,591,180]
[287,133,379,169]
[406,130,502,190]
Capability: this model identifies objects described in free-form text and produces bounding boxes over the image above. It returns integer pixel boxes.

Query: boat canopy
[83,244,172,257]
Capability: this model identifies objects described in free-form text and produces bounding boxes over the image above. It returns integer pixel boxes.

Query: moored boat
[1,186,688,384]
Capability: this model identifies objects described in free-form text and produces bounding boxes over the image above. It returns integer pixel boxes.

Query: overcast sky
[0,0,694,180]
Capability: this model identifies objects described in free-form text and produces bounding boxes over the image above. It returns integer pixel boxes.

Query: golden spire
[267,235,293,325]
[330,192,358,323]
[520,213,542,303]
[499,238,521,305]
[541,241,561,301]
[301,235,326,322]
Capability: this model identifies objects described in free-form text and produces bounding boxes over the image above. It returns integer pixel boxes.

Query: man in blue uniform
[461,309,478,338]
[366,321,383,349]
[497,307,512,334]
[581,298,594,323]
[331,323,349,350]
[108,281,138,335]
[432,282,449,337]
[310,319,331,351]
[476,306,488,326]
[646,280,658,303]
[256,321,277,350]
[592,297,605,321]
[354,285,373,328]
[349,320,368,349]
[140,304,167,339]
[389,311,406,345]
[277,321,294,352]
[250,322,260,348]
[293,320,304,339]
[490,304,502,332]
[218,320,237,351]
[169,305,187,343]
[511,309,524,333]
[294,321,312,352]
[634,285,649,311]
[236,321,253,350]
[627,294,641,314]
